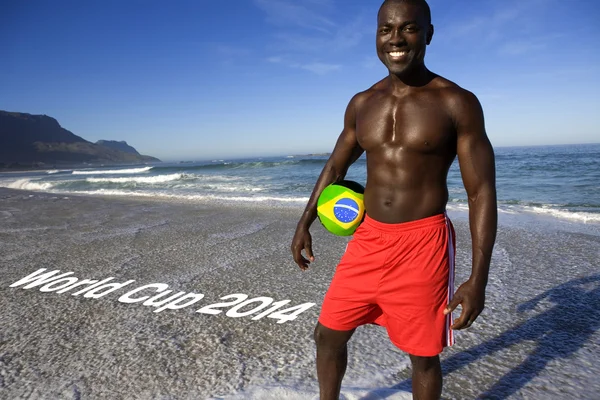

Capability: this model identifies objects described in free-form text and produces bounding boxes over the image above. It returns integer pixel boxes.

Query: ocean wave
[214,363,413,400]
[72,166,153,175]
[447,203,469,212]
[206,195,308,203]
[196,175,243,182]
[199,184,264,192]
[153,162,276,172]
[152,158,338,173]
[214,385,412,400]
[86,173,185,184]
[527,206,600,223]
[448,202,600,223]
[5,179,55,191]
[64,189,310,204]
[206,160,292,170]
[47,169,74,175]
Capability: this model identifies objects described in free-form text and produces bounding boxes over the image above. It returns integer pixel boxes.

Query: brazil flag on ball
[317,180,365,236]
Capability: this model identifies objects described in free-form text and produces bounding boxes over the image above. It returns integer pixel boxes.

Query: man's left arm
[444,89,498,330]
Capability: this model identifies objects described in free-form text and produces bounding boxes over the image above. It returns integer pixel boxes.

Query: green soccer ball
[317,180,365,236]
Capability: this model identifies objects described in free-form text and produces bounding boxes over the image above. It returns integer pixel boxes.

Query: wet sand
[0,188,351,399]
[1,188,599,399]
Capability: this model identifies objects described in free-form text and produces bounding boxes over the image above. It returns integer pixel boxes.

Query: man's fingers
[305,244,315,262]
[291,246,309,270]
[291,233,314,271]
[451,306,480,329]
[445,282,485,329]
[452,317,475,330]
[295,258,309,271]
[297,253,311,270]
[444,296,461,315]
[451,312,470,330]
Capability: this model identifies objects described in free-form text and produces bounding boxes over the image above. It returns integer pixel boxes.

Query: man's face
[376,1,433,76]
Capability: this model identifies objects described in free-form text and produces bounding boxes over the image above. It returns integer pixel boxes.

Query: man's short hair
[379,0,432,25]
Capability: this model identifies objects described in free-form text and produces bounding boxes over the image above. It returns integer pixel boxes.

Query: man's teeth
[389,51,407,57]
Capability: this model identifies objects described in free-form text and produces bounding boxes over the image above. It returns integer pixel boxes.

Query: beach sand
[1,188,599,399]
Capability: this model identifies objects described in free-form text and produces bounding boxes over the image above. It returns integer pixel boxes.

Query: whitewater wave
[196,175,243,182]
[86,173,185,184]
[528,206,600,223]
[200,184,264,192]
[448,202,600,223]
[1,177,599,222]
[207,195,308,203]
[72,166,153,175]
[63,189,309,204]
[6,179,55,191]
[213,385,412,400]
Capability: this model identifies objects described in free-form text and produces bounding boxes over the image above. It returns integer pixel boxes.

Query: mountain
[0,111,160,167]
[96,140,140,155]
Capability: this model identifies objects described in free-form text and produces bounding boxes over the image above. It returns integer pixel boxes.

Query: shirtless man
[291,0,497,399]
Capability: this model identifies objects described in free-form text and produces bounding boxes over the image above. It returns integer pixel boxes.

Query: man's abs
[364,181,449,224]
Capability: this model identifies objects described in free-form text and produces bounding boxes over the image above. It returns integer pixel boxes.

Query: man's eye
[379,28,390,34]
[404,26,418,32]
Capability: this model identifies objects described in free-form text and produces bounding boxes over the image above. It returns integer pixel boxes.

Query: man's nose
[389,29,407,46]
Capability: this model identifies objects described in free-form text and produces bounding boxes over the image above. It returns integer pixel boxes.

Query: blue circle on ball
[334,198,359,223]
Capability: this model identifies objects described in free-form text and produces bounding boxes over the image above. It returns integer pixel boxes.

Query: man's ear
[427,24,434,45]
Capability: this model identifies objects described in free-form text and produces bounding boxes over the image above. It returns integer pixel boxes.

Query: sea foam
[70,190,310,204]
[86,173,184,184]
[528,206,600,223]
[6,179,55,191]
[72,166,153,175]
[213,385,412,400]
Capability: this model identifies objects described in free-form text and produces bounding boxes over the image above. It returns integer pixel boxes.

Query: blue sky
[1,0,599,161]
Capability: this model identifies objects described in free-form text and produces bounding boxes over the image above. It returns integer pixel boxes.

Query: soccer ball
[317,180,365,236]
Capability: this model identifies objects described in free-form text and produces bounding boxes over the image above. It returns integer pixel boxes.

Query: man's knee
[314,322,354,350]
[409,354,441,372]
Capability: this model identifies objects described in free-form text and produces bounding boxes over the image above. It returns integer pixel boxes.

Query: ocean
[1,143,599,399]
[2,143,600,224]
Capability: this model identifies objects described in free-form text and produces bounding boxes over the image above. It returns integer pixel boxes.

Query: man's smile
[387,50,409,61]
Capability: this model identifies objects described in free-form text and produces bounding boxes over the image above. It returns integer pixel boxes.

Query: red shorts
[318,213,456,357]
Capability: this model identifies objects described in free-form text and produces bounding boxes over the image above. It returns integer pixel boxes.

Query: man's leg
[409,354,442,400]
[314,322,355,400]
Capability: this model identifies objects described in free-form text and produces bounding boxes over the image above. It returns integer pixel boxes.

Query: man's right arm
[291,94,364,270]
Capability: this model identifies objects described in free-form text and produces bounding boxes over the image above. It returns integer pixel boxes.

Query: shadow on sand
[360,274,600,399]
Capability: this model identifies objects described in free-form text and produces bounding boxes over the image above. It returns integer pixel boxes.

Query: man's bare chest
[355,95,455,153]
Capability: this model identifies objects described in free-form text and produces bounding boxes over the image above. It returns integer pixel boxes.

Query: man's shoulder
[430,75,474,99]
[427,76,485,132]
[347,84,382,111]
[427,76,482,116]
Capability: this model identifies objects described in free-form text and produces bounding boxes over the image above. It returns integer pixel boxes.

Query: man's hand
[444,279,486,329]
[291,227,315,271]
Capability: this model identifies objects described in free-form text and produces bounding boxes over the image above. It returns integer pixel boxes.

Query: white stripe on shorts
[445,213,456,347]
